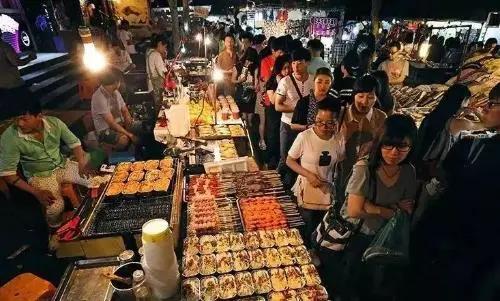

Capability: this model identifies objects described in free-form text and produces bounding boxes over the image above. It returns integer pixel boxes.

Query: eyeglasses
[314,120,337,128]
[382,144,411,152]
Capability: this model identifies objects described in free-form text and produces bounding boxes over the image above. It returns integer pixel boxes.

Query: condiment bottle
[132,270,151,301]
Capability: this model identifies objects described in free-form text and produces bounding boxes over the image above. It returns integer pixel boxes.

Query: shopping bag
[362,210,410,265]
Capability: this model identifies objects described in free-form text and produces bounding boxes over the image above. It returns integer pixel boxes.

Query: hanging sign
[193,6,211,18]
[112,0,150,26]
[310,17,340,37]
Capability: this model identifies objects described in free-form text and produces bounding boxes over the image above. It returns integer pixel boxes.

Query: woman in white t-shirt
[286,98,344,248]
[146,35,168,107]
[118,20,136,54]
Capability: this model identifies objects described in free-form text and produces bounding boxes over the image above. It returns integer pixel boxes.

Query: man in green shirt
[0,99,89,228]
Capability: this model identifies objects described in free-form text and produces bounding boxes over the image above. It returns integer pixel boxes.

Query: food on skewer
[240,197,287,231]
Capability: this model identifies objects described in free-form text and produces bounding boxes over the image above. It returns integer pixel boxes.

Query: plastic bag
[362,210,410,265]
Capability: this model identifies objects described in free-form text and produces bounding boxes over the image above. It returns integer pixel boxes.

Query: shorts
[97,121,143,144]
[255,100,266,117]
[98,129,122,144]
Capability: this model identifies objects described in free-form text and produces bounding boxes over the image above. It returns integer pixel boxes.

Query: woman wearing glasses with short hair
[286,99,344,249]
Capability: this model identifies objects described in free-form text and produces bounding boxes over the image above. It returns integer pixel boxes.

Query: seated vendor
[91,68,141,151]
[0,99,90,228]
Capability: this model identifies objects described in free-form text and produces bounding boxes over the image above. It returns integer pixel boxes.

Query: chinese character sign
[310,17,339,38]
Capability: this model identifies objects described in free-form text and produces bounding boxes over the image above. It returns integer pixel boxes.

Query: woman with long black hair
[232,49,259,126]
[372,70,395,115]
[319,114,418,299]
[264,54,290,169]
[415,84,484,180]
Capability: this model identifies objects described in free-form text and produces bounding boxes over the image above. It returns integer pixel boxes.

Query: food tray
[181,230,327,301]
[53,257,120,301]
[86,195,173,236]
[197,125,232,140]
[237,195,305,231]
[104,158,178,201]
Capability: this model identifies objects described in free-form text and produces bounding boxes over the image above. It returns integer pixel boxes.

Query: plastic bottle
[132,270,151,301]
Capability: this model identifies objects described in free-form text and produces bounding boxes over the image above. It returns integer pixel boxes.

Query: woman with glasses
[286,99,343,249]
[323,114,417,299]
[291,67,336,132]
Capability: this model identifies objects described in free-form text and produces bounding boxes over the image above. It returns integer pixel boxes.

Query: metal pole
[456,25,472,82]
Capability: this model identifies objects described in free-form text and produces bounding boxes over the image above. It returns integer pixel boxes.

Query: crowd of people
[0,15,499,299]
[211,28,500,300]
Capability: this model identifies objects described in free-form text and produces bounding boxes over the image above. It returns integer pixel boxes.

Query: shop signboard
[0,13,34,53]
[310,17,340,38]
[193,6,211,19]
[111,0,150,26]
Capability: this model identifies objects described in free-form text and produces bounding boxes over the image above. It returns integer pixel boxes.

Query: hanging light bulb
[181,44,187,54]
[195,33,203,42]
[204,36,212,46]
[78,27,106,73]
[212,68,224,82]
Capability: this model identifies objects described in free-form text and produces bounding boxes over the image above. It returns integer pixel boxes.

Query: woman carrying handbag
[314,114,418,300]
[286,99,344,251]
[232,51,259,127]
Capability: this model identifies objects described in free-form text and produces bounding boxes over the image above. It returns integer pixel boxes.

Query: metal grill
[87,196,172,235]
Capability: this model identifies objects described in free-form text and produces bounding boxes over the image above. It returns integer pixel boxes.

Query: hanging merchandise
[286,20,310,38]
[277,9,288,22]
[263,20,287,38]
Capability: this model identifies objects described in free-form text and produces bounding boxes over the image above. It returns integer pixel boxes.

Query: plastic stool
[0,273,56,301]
